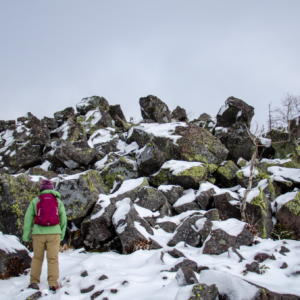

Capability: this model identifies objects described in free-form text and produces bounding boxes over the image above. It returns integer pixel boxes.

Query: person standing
[22,179,67,294]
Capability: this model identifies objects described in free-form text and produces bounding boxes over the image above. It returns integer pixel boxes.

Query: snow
[92,178,147,220]
[268,166,300,183]
[9,150,16,157]
[112,198,131,234]
[0,130,15,153]
[217,104,227,116]
[116,140,139,155]
[211,219,246,236]
[192,218,208,232]
[214,126,228,133]
[51,122,70,140]
[196,182,239,199]
[237,165,259,177]
[200,270,259,300]
[246,189,261,203]
[40,160,51,171]
[156,210,204,226]
[128,122,188,145]
[158,184,181,192]
[272,191,299,212]
[161,160,203,176]
[260,158,292,165]
[1,235,300,299]
[87,128,118,148]
[134,204,160,218]
[236,110,242,119]
[173,189,195,207]
[83,108,102,127]
[259,137,272,147]
[0,232,28,254]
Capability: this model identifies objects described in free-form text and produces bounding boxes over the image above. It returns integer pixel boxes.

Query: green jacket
[22,189,67,242]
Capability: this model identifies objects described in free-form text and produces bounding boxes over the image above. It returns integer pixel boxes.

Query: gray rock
[172,106,188,122]
[0,248,31,279]
[76,96,110,115]
[136,142,166,176]
[109,105,127,127]
[216,96,254,128]
[158,185,184,205]
[57,170,109,223]
[112,198,155,254]
[139,95,172,123]
[167,214,203,247]
[54,107,75,126]
[50,118,86,143]
[135,186,171,215]
[215,122,254,162]
[100,157,138,189]
[187,284,219,300]
[203,220,254,255]
[176,266,198,286]
[213,193,241,220]
[0,173,41,239]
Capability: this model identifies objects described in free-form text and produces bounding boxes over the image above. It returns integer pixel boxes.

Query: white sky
[0,1,299,127]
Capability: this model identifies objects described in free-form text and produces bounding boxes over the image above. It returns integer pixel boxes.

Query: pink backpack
[34,194,60,226]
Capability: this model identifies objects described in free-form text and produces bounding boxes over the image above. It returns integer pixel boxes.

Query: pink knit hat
[40,180,54,191]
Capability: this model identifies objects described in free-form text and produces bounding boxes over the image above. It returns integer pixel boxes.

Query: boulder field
[1,95,300,299]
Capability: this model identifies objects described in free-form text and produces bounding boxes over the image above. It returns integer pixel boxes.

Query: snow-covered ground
[1,238,300,300]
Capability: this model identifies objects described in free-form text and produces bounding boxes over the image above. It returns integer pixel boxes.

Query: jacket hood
[40,189,61,199]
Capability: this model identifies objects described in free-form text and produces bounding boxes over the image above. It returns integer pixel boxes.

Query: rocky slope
[0,94,300,299]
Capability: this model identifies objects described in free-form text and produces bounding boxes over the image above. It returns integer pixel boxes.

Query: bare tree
[273,93,300,133]
[240,124,265,222]
[267,101,278,131]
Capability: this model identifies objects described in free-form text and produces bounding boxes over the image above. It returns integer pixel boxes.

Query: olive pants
[30,234,60,287]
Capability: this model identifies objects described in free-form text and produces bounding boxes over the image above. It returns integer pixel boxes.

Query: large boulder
[150,160,208,189]
[172,106,188,122]
[0,232,31,279]
[109,105,127,127]
[203,219,254,255]
[76,96,110,115]
[100,157,138,189]
[216,96,254,128]
[87,128,119,154]
[173,189,200,214]
[83,178,149,251]
[215,160,239,187]
[139,95,172,123]
[54,107,75,126]
[158,185,184,206]
[244,187,273,238]
[77,108,114,136]
[214,122,255,162]
[45,140,99,170]
[167,214,204,247]
[136,142,166,176]
[2,143,42,174]
[56,170,109,224]
[0,174,41,239]
[174,124,229,167]
[135,186,171,215]
[41,116,58,130]
[112,198,155,254]
[213,193,241,220]
[273,191,300,239]
[50,118,86,142]
[266,130,300,166]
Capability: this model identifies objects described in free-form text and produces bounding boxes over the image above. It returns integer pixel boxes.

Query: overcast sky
[1,1,299,128]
